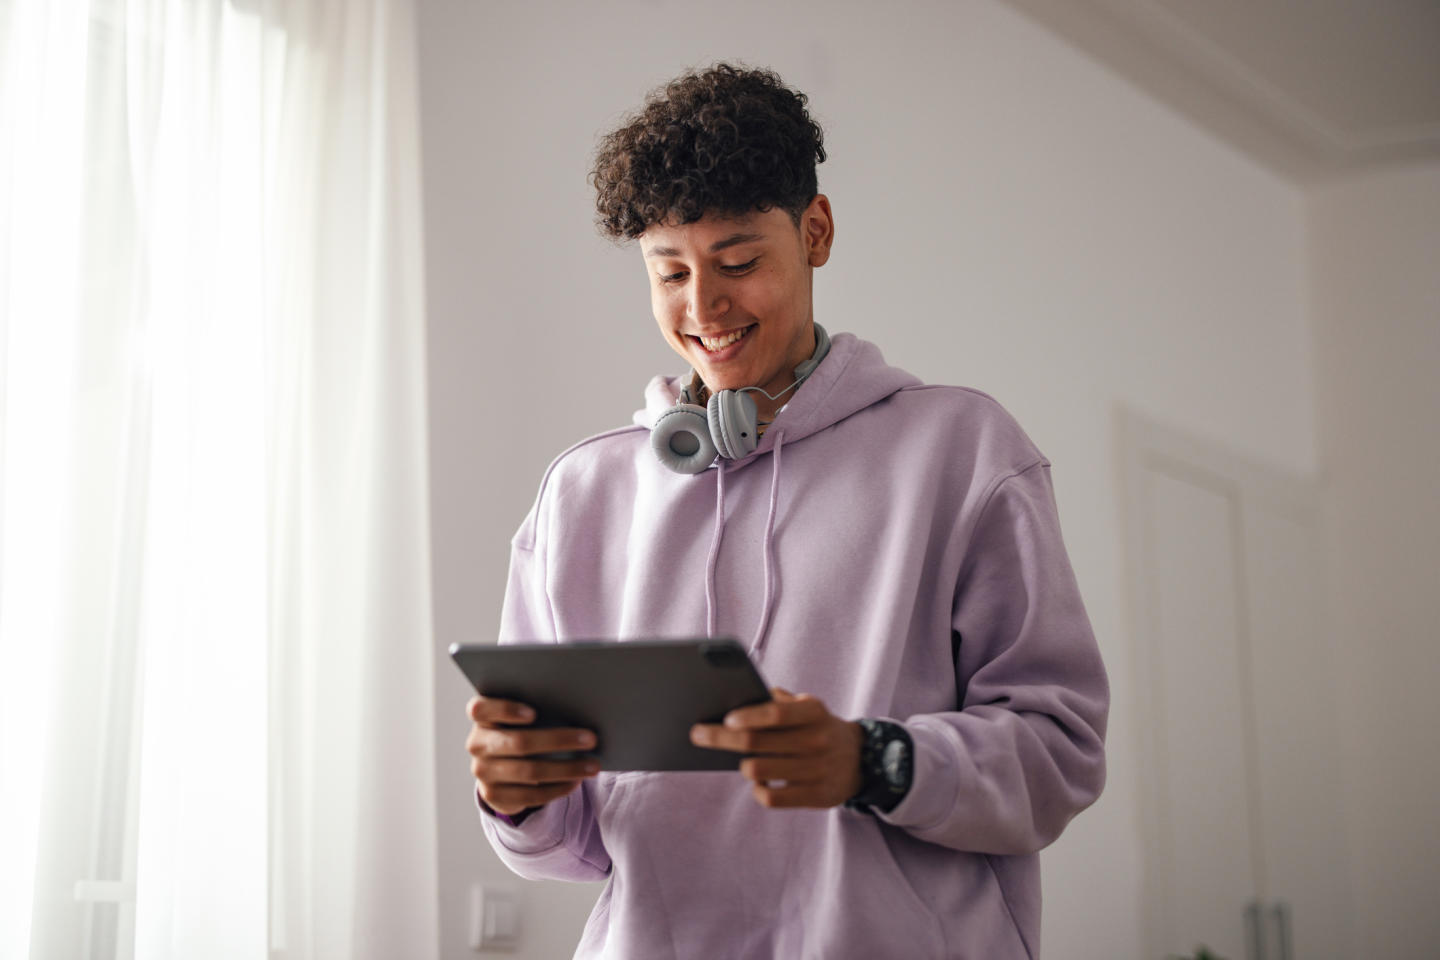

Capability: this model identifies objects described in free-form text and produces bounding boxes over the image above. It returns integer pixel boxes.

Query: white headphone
[651,323,831,474]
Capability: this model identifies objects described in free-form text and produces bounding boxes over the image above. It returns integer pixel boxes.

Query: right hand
[466,696,601,816]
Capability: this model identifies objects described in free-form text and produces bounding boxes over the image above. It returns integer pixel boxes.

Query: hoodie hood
[631,331,923,656]
[634,331,921,462]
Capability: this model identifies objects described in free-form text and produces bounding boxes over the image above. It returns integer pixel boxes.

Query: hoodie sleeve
[877,460,1109,855]
[477,509,613,883]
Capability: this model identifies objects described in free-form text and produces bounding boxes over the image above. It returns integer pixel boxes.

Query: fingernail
[584,762,600,774]
[691,726,710,745]
[724,714,744,729]
[515,706,535,722]
[578,732,596,748]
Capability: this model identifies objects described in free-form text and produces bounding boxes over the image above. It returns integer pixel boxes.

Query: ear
[802,194,835,267]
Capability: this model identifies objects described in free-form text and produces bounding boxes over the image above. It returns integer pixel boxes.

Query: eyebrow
[643,232,765,258]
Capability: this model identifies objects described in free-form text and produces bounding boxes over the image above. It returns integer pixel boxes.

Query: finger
[468,695,536,726]
[739,754,831,785]
[479,726,597,758]
[723,693,827,731]
[481,779,585,816]
[690,722,829,756]
[474,755,600,787]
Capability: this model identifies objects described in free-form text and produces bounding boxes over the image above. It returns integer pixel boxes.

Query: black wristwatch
[844,718,914,815]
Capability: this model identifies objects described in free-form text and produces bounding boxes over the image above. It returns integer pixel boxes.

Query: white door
[1242,500,1353,960]
[1124,411,1353,960]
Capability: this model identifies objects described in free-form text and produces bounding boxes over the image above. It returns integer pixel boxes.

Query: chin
[694,369,736,392]
[694,358,756,389]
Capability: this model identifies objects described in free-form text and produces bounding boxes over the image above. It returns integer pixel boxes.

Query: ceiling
[998,0,1440,184]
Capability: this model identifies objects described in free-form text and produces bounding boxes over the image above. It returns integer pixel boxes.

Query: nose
[686,272,729,325]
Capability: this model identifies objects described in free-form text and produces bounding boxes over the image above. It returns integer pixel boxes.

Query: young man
[465,63,1108,959]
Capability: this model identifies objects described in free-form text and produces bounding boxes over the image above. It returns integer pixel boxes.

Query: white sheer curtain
[0,1,438,958]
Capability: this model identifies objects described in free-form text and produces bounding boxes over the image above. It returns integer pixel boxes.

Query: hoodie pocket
[861,819,947,959]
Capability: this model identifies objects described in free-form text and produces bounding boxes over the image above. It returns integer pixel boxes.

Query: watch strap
[844,718,914,815]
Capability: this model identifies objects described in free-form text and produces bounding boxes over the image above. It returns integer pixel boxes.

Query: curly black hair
[591,63,826,240]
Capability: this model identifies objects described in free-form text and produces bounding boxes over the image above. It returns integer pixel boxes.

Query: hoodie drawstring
[750,429,784,656]
[704,460,726,638]
[702,431,784,654]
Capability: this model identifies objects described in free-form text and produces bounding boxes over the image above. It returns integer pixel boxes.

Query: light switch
[469,885,521,951]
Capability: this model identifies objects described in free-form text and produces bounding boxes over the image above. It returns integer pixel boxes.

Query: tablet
[449,638,772,771]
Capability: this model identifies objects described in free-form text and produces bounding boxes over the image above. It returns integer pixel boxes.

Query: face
[641,196,834,421]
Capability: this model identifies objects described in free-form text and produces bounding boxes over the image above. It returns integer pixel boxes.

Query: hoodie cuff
[475,786,568,855]
[477,789,537,828]
[872,719,961,833]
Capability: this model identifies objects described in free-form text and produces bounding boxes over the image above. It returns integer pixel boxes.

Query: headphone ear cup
[651,404,717,474]
[707,390,759,461]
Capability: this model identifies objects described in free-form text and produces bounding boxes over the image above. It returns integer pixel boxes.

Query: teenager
[465,63,1108,959]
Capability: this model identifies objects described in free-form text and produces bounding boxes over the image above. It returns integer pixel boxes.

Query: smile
[694,325,754,353]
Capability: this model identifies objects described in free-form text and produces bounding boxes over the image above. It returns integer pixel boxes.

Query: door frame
[1117,406,1327,958]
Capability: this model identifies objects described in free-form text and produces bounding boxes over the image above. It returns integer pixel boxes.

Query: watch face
[881,738,909,787]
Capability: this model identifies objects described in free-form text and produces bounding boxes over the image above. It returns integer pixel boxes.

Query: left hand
[690,688,863,809]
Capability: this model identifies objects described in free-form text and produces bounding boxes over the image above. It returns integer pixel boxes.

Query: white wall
[417,1,1319,956]
[1309,163,1440,959]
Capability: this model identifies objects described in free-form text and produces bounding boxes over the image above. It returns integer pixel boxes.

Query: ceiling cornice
[999,0,1440,185]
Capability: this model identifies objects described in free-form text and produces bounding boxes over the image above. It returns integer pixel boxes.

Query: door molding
[1118,407,1329,958]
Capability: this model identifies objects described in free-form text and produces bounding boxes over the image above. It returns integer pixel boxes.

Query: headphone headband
[791,322,831,383]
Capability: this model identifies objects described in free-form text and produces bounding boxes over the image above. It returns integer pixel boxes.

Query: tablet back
[450,638,770,771]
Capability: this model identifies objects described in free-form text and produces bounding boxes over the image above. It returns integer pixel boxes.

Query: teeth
[699,327,749,351]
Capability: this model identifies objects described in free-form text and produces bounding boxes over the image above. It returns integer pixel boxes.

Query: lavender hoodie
[481,332,1108,959]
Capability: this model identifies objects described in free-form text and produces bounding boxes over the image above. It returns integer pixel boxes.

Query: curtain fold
[0,1,437,957]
